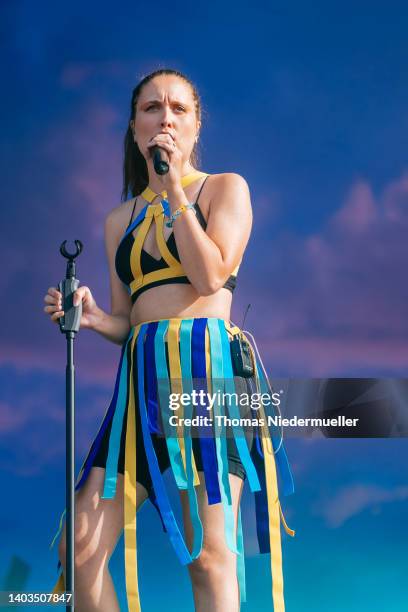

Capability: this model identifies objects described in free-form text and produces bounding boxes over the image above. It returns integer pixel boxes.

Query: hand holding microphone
[150,145,169,175]
[147,131,179,176]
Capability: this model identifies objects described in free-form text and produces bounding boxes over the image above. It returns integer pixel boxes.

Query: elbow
[194,272,227,297]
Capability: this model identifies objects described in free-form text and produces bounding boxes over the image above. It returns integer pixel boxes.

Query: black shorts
[91,374,254,496]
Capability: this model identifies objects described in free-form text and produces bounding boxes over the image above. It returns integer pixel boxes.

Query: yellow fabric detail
[141,171,209,203]
[129,200,191,296]
[224,321,241,337]
[167,320,200,486]
[52,572,65,594]
[130,263,186,295]
[154,208,181,268]
[129,208,155,289]
[168,320,186,476]
[245,340,295,539]
[279,500,296,537]
[128,172,211,299]
[124,329,141,612]
[255,385,285,612]
[131,317,232,331]
[247,343,295,612]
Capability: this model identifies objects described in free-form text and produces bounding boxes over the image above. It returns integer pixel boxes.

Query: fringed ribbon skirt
[50,317,295,611]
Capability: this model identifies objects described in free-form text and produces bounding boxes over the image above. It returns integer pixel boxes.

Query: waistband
[131,316,243,338]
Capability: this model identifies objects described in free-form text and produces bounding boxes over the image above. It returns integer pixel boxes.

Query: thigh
[59,467,149,564]
[179,471,244,555]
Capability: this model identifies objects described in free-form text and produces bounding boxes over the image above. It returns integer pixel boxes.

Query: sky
[0,2,407,611]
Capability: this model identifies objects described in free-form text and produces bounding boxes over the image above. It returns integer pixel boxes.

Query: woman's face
[131,75,200,165]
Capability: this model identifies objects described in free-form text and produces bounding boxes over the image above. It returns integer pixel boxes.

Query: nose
[160,104,173,128]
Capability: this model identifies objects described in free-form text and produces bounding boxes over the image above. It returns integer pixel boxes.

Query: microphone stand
[58,239,83,610]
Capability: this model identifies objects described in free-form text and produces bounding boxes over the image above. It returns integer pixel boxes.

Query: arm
[167,173,253,295]
[91,210,133,345]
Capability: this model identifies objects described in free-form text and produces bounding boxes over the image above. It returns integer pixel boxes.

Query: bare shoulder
[104,197,137,241]
[205,172,251,218]
[207,172,250,195]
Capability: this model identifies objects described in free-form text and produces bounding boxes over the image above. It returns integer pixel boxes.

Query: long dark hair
[121,68,203,201]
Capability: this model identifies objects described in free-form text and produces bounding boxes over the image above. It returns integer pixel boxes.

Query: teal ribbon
[179,319,204,559]
[218,320,261,493]
[155,320,188,489]
[137,324,192,564]
[255,360,295,497]
[102,330,134,499]
[207,318,238,554]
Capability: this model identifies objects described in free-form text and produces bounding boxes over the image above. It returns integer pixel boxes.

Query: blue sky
[0,2,407,610]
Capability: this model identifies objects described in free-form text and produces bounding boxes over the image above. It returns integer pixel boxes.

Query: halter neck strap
[141,171,208,204]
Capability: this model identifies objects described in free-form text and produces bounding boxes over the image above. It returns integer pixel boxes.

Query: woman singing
[44,68,295,612]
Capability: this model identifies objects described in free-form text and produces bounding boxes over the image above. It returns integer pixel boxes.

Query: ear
[129,119,137,143]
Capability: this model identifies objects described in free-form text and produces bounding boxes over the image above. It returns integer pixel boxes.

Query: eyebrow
[142,98,189,107]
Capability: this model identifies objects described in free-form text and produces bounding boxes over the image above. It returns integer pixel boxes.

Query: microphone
[150,145,169,175]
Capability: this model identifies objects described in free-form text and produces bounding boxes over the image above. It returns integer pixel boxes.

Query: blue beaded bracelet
[165,202,195,228]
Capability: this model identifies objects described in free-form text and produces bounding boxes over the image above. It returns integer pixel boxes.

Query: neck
[145,160,197,194]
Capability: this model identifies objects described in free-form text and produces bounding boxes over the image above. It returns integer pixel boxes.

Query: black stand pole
[58,239,83,611]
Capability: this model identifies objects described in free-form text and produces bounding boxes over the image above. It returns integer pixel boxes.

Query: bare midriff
[129,283,233,327]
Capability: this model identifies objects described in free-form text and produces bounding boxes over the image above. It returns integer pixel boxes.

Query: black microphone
[150,145,169,175]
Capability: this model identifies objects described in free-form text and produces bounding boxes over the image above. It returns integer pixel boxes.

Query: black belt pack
[230,333,255,378]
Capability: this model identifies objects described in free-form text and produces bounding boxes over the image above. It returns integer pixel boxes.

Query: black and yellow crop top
[115,171,241,304]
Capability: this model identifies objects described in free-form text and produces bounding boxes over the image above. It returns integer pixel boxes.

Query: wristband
[165,203,195,228]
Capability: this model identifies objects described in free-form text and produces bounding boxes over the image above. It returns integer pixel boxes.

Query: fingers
[148,133,177,154]
[44,287,62,308]
[44,286,90,326]
[50,310,65,323]
[44,286,63,324]
[150,132,175,144]
[72,285,89,306]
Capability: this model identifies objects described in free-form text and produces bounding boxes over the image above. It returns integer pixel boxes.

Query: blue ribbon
[75,331,133,491]
[121,205,149,241]
[179,319,204,559]
[191,318,221,504]
[136,323,192,564]
[255,361,295,497]
[154,320,187,489]
[102,331,135,499]
[53,329,134,569]
[207,318,238,552]
[145,321,162,434]
[251,443,271,554]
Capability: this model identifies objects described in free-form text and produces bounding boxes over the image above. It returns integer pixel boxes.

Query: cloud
[236,171,408,375]
[0,365,117,476]
[0,401,27,433]
[2,59,408,382]
[312,483,408,528]
[0,93,126,373]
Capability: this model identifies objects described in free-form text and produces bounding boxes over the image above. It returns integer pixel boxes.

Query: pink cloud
[2,90,408,382]
[331,180,377,232]
[236,170,408,374]
[39,97,123,235]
